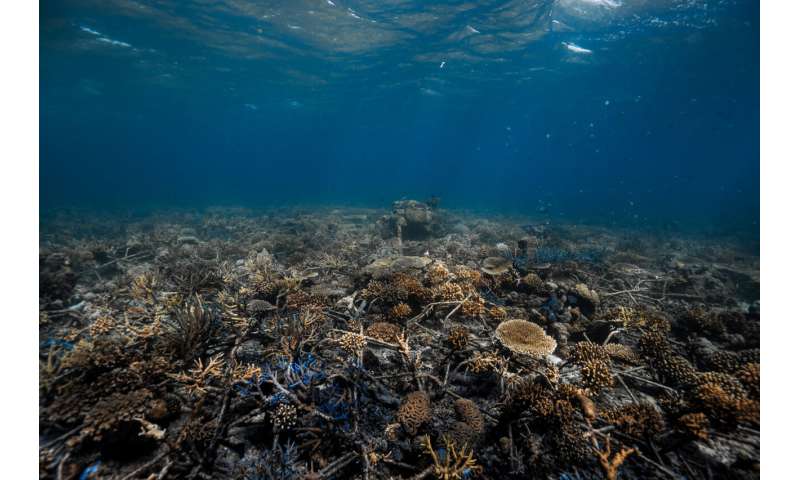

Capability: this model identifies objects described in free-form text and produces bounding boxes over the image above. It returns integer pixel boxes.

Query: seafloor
[39,202,760,480]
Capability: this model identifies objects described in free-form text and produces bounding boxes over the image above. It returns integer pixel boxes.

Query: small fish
[562,42,592,54]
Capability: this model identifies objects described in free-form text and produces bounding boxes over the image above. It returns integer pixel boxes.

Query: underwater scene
[39,1,759,479]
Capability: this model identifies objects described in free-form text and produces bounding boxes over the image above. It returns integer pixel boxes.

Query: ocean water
[40,0,759,237]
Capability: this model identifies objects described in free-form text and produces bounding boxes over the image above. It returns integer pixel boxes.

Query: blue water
[40,0,758,235]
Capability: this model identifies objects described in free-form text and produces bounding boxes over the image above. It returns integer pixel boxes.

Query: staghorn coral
[594,435,635,480]
[397,391,432,435]
[238,440,306,480]
[495,319,557,358]
[366,322,402,343]
[131,271,159,304]
[422,434,482,480]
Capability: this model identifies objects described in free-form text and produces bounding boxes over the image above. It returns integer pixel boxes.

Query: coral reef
[495,319,557,357]
[38,206,760,480]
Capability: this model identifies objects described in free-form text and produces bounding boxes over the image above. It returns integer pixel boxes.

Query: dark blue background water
[40,1,759,235]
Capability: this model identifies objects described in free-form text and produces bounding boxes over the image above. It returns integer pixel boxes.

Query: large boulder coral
[377,200,443,240]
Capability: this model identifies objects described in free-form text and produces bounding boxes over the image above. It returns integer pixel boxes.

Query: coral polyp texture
[397,391,432,435]
[494,319,557,357]
[38,206,759,480]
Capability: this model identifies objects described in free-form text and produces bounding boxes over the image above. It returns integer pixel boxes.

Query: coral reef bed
[39,205,759,480]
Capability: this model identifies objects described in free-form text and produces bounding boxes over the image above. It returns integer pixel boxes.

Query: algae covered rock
[361,255,432,279]
[378,199,443,240]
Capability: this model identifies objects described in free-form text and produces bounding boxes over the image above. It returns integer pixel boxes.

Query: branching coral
[422,434,482,480]
[71,388,156,446]
[691,377,760,427]
[426,262,451,285]
[159,294,220,362]
[710,349,760,374]
[366,322,403,344]
[570,341,610,364]
[735,362,760,397]
[495,319,556,358]
[447,325,470,350]
[460,297,485,317]
[453,265,481,288]
[594,435,635,480]
[580,358,615,393]
[432,282,465,301]
[338,332,367,358]
[487,306,508,320]
[677,412,710,440]
[601,404,665,439]
[389,302,413,320]
[519,273,547,293]
[169,353,225,397]
[466,351,507,374]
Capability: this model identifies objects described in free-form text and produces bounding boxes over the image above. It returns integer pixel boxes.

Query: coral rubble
[38,204,760,479]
